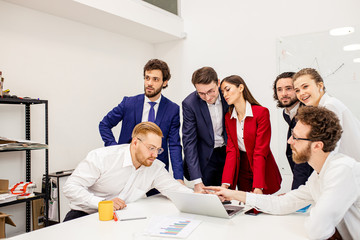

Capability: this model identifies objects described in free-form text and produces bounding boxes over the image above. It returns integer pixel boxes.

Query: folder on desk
[115,208,146,221]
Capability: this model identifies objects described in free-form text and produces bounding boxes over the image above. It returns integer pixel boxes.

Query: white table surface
[8,195,309,240]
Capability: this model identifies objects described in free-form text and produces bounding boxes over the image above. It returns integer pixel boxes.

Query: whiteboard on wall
[277,25,360,119]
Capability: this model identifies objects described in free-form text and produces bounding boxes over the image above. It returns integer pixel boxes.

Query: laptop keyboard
[226,209,235,215]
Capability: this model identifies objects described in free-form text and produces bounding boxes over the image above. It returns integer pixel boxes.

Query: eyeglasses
[197,87,217,98]
[137,137,164,155]
[291,130,313,142]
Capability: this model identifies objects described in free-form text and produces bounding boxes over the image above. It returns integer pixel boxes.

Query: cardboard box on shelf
[0,212,16,238]
[0,180,9,194]
[32,199,45,230]
[0,180,17,204]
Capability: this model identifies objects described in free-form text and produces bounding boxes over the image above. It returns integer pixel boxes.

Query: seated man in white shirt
[63,122,192,221]
[205,106,360,240]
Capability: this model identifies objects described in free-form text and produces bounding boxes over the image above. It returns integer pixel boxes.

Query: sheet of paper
[144,216,201,238]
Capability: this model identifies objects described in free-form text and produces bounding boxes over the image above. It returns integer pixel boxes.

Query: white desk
[9,195,309,240]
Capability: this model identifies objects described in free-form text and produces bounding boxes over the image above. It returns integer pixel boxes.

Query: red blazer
[222,105,282,194]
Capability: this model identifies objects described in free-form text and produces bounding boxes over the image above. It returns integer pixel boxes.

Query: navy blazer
[182,91,228,180]
[99,94,183,179]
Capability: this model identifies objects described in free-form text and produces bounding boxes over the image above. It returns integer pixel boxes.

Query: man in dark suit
[273,72,313,189]
[182,67,228,192]
[99,59,184,186]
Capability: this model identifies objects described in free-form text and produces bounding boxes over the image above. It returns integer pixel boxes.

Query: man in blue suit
[99,59,184,188]
[182,67,228,192]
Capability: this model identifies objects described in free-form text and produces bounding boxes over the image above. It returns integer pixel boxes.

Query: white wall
[0,1,154,236]
[155,0,360,192]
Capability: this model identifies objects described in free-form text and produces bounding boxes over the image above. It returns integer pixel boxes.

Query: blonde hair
[293,68,326,92]
[131,122,163,139]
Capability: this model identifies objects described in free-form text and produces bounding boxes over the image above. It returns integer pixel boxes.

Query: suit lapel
[228,116,238,146]
[219,91,228,142]
[243,105,254,142]
[199,96,214,142]
[135,94,145,123]
[155,95,167,125]
[243,105,256,166]
[219,91,228,114]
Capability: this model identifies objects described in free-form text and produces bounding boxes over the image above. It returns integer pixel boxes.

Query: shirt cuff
[90,196,106,210]
[192,178,202,185]
[245,192,257,205]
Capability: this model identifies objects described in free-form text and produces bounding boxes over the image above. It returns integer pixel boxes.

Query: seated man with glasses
[63,122,192,221]
[205,106,360,240]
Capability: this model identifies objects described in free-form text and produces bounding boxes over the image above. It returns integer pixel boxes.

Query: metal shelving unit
[0,97,49,232]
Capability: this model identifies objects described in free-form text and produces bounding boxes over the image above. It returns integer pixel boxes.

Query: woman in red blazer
[220,75,281,194]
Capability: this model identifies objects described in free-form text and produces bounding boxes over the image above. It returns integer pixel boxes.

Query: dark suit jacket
[283,103,313,189]
[222,105,281,194]
[99,94,183,179]
[182,91,228,181]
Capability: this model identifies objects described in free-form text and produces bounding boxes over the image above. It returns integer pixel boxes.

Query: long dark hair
[221,75,261,113]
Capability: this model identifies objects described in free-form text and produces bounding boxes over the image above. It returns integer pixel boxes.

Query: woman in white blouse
[293,68,360,162]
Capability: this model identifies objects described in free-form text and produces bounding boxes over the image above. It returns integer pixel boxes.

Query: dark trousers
[237,150,253,191]
[63,209,89,222]
[146,188,159,197]
[202,146,226,186]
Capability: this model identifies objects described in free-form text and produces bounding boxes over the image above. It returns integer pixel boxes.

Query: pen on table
[120,217,147,221]
[113,212,118,222]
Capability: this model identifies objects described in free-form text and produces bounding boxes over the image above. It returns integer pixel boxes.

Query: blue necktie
[148,102,156,122]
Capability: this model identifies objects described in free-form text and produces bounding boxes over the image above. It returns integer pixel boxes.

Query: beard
[135,150,154,167]
[278,97,298,108]
[292,143,311,164]
[141,158,154,167]
[144,85,162,98]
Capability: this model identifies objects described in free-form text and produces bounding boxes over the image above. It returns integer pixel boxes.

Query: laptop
[166,191,244,219]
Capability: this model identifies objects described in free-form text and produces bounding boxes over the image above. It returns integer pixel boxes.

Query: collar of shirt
[230,101,253,120]
[284,101,301,120]
[317,151,336,176]
[318,93,329,107]
[122,145,147,172]
[144,94,161,105]
[123,145,136,169]
[142,94,162,122]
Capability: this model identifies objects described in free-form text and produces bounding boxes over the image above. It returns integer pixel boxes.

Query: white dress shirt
[207,94,225,148]
[230,101,253,152]
[141,95,161,122]
[319,93,360,162]
[284,101,301,121]
[63,144,192,214]
[246,152,360,240]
